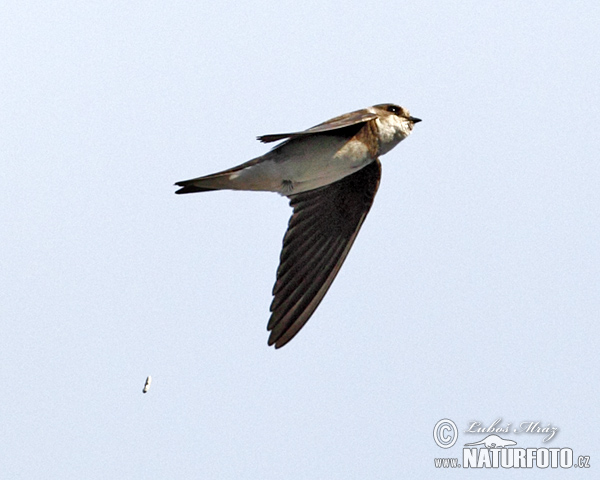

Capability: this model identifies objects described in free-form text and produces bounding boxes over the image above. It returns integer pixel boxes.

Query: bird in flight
[175,104,421,348]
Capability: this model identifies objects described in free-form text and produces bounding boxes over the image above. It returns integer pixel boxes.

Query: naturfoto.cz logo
[432,418,591,470]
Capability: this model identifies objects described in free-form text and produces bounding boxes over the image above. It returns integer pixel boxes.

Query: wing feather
[257,109,378,143]
[267,159,382,347]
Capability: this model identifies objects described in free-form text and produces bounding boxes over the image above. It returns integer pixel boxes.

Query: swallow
[175,104,421,348]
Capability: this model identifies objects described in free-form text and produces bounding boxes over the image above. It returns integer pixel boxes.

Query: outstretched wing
[267,159,382,348]
[257,108,378,143]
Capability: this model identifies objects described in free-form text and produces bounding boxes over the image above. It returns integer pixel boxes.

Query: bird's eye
[387,105,400,114]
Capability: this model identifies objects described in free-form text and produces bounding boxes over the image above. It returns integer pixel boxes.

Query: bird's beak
[409,116,422,124]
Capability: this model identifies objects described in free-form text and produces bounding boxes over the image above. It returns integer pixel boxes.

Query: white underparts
[230,135,373,194]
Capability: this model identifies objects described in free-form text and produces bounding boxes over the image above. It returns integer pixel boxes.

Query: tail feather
[175,157,269,194]
[174,181,218,194]
[174,172,236,194]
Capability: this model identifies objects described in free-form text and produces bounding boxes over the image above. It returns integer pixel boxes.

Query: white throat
[376,115,413,155]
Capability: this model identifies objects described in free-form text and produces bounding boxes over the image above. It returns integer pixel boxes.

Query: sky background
[1,1,599,478]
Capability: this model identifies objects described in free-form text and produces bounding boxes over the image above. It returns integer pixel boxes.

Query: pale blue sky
[1,1,599,478]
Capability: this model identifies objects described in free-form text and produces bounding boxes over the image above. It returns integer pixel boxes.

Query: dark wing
[257,108,378,143]
[267,159,382,348]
